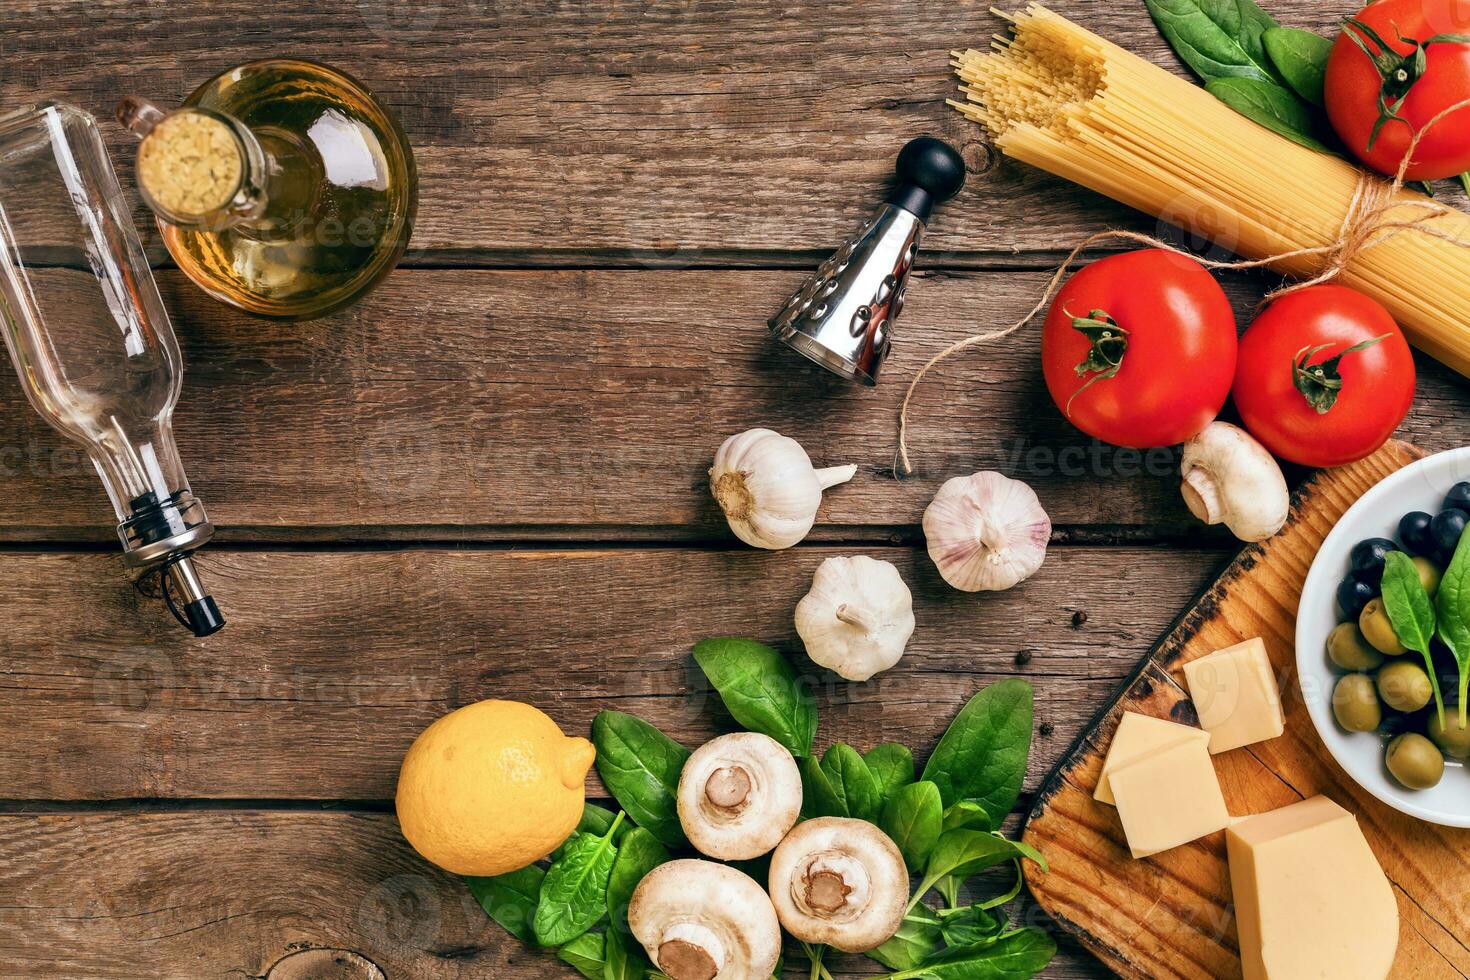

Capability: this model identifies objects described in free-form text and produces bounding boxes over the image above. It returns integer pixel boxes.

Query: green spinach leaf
[554,803,626,860]
[881,780,944,872]
[913,830,1047,904]
[922,680,1034,816]
[557,931,606,980]
[881,926,1057,979]
[937,904,1004,947]
[533,813,625,947]
[1436,528,1470,726]
[602,928,645,980]
[821,743,883,822]
[693,637,817,756]
[465,864,544,942]
[592,711,691,848]
[801,753,848,818]
[606,827,670,929]
[865,742,917,807]
[867,906,943,971]
[1144,0,1282,85]
[942,801,995,834]
[1205,77,1328,151]
[1263,26,1332,105]
[1382,550,1445,725]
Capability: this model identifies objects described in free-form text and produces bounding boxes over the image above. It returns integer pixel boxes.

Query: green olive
[1326,622,1385,671]
[1413,556,1442,597]
[1386,733,1445,790]
[1376,660,1434,713]
[1428,711,1470,760]
[1358,598,1406,655]
[1332,674,1382,732]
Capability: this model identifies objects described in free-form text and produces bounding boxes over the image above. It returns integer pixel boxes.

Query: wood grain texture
[0,267,1466,539]
[0,544,1218,800]
[1021,442,1470,980]
[0,0,1422,260]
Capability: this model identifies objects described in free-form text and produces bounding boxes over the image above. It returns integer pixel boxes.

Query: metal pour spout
[163,555,226,637]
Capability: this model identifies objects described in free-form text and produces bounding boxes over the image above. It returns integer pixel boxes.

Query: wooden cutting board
[1021,440,1470,980]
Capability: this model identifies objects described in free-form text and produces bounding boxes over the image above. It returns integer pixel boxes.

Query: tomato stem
[1291,334,1388,414]
[1342,17,1470,151]
[1065,308,1128,417]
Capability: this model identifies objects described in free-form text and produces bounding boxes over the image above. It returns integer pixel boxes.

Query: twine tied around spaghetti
[896,94,1470,477]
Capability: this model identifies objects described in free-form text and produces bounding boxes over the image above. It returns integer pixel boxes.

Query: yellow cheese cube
[1227,795,1398,980]
[1108,737,1229,858]
[1093,711,1210,806]
[1182,637,1284,754]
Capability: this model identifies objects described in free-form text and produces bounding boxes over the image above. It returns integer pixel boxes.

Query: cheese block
[1108,737,1229,858]
[1183,637,1284,753]
[1093,711,1210,806]
[1227,796,1397,980]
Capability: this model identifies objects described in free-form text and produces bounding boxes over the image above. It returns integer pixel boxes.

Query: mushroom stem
[657,939,719,980]
[815,464,858,491]
[703,764,753,810]
[804,869,853,914]
[834,603,877,633]
[1181,466,1223,525]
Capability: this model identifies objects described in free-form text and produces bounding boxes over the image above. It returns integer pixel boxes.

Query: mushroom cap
[767,816,908,953]
[628,859,782,980]
[795,555,915,681]
[678,732,803,861]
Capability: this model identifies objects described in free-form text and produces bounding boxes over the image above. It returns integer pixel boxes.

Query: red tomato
[1325,0,1470,180]
[1040,249,1236,449]
[1233,285,1415,468]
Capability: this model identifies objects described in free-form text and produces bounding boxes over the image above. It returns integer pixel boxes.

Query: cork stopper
[136,111,244,219]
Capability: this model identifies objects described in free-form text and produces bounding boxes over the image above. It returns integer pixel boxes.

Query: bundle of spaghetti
[950,4,1470,376]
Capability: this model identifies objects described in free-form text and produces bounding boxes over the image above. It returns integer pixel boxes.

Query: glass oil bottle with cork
[118,59,417,320]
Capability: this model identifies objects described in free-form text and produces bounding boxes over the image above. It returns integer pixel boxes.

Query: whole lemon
[396,700,596,876]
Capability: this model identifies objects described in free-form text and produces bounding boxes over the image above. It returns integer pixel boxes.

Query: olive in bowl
[1386,733,1445,790]
[1332,674,1382,732]
[1358,598,1406,656]
[1376,661,1434,713]
[1428,712,1470,759]
[1326,622,1384,671]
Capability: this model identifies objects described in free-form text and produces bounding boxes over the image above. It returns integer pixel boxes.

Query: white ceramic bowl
[1297,447,1470,827]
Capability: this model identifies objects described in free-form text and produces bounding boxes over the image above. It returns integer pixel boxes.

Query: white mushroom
[710,428,857,550]
[1180,422,1289,542]
[766,816,908,953]
[677,732,802,861]
[628,859,782,980]
[795,555,915,681]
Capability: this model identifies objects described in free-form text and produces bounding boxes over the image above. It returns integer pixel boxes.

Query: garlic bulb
[922,472,1050,592]
[795,556,915,681]
[1180,422,1289,542]
[710,428,857,550]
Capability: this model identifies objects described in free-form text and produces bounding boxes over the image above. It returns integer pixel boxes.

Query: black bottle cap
[182,595,226,637]
[885,136,967,223]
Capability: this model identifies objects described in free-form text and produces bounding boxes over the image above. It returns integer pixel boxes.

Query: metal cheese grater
[769,137,966,385]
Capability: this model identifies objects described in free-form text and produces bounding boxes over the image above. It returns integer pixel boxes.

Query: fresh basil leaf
[938,904,1005,947]
[602,928,645,980]
[1144,0,1282,84]
[820,743,883,822]
[915,830,1048,902]
[1435,528,1470,726]
[865,742,916,808]
[606,827,670,930]
[533,814,624,947]
[800,753,848,818]
[922,680,1034,816]
[885,926,1057,979]
[942,800,995,834]
[557,931,607,980]
[1205,77,1329,151]
[867,905,943,971]
[1263,26,1332,105]
[591,711,691,848]
[693,637,817,757]
[554,803,626,861]
[465,864,544,942]
[881,780,944,872]
[1383,551,1446,724]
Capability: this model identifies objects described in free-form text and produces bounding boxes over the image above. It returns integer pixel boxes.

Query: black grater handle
[886,136,966,223]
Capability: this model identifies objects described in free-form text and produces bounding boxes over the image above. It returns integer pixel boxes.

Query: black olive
[1349,537,1398,582]
[1446,482,1470,513]
[1336,573,1377,619]
[1430,508,1468,558]
[1398,511,1435,556]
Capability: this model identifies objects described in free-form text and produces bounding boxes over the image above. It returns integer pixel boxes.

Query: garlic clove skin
[922,471,1051,592]
[1180,421,1289,543]
[795,556,915,682]
[710,428,856,550]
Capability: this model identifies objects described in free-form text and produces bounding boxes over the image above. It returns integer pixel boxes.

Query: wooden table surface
[2,2,1468,978]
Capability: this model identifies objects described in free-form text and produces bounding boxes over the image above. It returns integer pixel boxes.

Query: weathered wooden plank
[0,0,1377,259]
[0,809,1110,979]
[0,544,1219,800]
[0,268,1465,539]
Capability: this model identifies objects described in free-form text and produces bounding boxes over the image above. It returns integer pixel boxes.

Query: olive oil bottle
[119,59,417,320]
